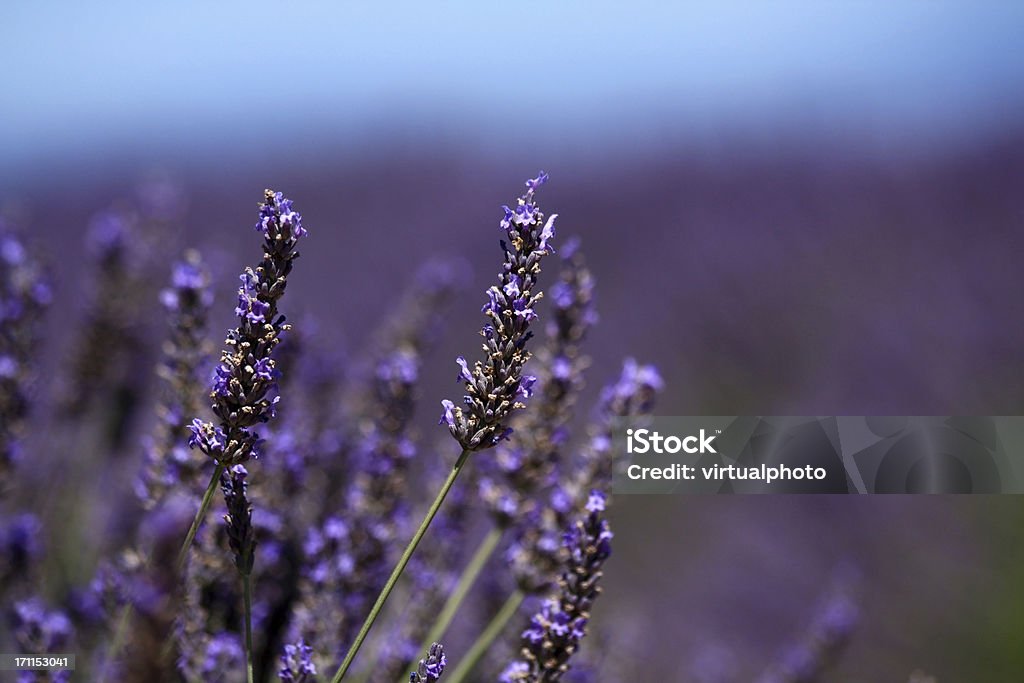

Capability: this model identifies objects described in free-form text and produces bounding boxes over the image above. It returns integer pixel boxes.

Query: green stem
[97,603,133,683]
[329,448,471,683]
[412,526,502,669]
[176,463,225,570]
[444,590,525,683]
[243,573,255,683]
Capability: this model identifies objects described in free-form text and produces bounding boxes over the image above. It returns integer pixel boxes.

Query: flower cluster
[221,464,256,575]
[279,639,317,682]
[410,642,447,683]
[440,172,557,451]
[188,190,307,465]
[137,250,214,507]
[0,227,51,483]
[501,491,612,682]
[12,598,74,683]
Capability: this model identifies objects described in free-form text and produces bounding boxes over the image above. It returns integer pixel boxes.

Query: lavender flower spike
[440,171,557,451]
[137,250,214,508]
[189,190,307,466]
[410,642,447,683]
[501,491,612,683]
[222,464,256,575]
[279,640,317,682]
[0,226,51,485]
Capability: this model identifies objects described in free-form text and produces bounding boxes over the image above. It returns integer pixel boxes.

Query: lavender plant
[222,464,257,682]
[0,171,976,683]
[179,190,307,683]
[328,172,557,683]
[409,643,447,683]
[495,491,612,683]
[136,251,214,507]
[279,639,317,682]
[439,171,556,451]
[181,189,307,566]
[416,238,596,660]
[0,226,51,490]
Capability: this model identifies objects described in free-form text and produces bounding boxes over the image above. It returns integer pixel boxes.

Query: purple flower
[538,214,557,253]
[525,171,549,192]
[257,191,307,239]
[378,351,418,384]
[86,209,133,255]
[439,399,457,429]
[279,640,317,682]
[442,174,557,451]
[501,492,612,682]
[221,464,256,575]
[187,190,308,466]
[201,633,245,676]
[255,357,276,382]
[187,418,226,454]
[12,597,73,663]
[409,642,447,683]
[0,228,51,477]
[518,375,538,399]
[503,274,522,298]
[512,298,537,321]
[171,259,208,290]
[212,363,232,397]
[455,356,474,384]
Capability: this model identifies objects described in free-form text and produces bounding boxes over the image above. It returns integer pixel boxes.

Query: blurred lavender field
[1,137,1021,681]
[4,2,1024,682]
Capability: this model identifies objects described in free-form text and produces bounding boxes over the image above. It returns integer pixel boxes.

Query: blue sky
[5,1,1024,173]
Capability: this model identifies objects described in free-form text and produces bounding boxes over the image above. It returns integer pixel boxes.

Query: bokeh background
[5,2,1024,681]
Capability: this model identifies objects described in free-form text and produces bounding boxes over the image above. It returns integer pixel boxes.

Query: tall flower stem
[444,590,524,683]
[176,463,224,570]
[414,526,502,664]
[243,573,255,683]
[97,603,133,683]
[329,448,471,683]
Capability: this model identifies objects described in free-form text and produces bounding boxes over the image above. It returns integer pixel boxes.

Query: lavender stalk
[136,250,214,507]
[409,643,447,683]
[498,491,613,683]
[328,172,557,682]
[222,465,257,683]
[279,640,318,682]
[415,220,586,663]
[0,226,52,491]
[178,189,307,568]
